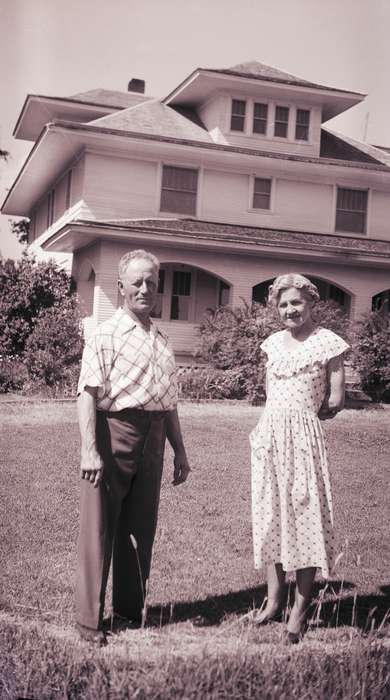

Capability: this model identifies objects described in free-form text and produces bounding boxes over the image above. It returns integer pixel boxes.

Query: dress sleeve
[322,329,350,362]
[260,334,275,357]
[77,333,107,396]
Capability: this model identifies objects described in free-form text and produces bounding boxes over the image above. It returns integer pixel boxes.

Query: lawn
[0,400,389,699]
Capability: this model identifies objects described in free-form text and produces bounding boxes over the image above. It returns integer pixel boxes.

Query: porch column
[351,291,372,320]
[94,272,118,323]
[230,281,253,307]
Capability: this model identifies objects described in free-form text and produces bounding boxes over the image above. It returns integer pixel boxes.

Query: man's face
[118,258,159,319]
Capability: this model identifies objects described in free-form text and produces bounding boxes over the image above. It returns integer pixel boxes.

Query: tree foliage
[0,254,82,393]
[10,219,29,244]
[350,310,390,402]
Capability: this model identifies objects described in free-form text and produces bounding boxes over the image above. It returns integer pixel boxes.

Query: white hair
[267,273,320,306]
[118,249,160,279]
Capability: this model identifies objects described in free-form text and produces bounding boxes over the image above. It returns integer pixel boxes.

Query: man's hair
[267,273,320,306]
[118,249,160,279]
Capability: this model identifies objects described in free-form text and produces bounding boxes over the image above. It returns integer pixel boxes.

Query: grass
[0,400,389,698]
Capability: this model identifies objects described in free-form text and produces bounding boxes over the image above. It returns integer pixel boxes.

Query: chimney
[128,78,145,94]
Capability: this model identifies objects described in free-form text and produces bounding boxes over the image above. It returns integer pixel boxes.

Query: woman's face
[277,287,313,330]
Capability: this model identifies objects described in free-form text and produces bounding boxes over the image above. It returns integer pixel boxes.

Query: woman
[250,273,349,643]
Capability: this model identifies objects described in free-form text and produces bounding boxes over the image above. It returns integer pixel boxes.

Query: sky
[1,0,390,259]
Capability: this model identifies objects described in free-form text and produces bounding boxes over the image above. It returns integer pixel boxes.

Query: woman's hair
[267,273,320,307]
[118,249,160,279]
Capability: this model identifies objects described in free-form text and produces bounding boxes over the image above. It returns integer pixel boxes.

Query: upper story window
[253,178,272,209]
[274,106,289,138]
[335,187,368,234]
[160,165,198,215]
[295,109,310,141]
[253,103,268,135]
[230,99,246,131]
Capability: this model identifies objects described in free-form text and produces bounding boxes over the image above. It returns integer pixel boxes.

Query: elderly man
[75,249,190,644]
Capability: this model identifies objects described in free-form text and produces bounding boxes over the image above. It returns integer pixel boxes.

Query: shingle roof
[320,129,383,165]
[89,100,212,142]
[85,217,390,257]
[68,88,152,109]
[204,61,363,95]
[323,130,390,167]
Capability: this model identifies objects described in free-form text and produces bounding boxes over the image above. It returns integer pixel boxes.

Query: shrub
[178,366,246,400]
[198,299,350,403]
[23,302,83,388]
[350,310,390,402]
[0,357,28,393]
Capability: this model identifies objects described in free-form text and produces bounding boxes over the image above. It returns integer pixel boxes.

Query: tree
[10,219,29,244]
[351,310,390,402]
[0,255,82,393]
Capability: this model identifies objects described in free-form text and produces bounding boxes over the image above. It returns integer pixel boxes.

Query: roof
[207,61,364,96]
[89,100,213,143]
[71,216,390,258]
[320,129,384,165]
[68,88,152,109]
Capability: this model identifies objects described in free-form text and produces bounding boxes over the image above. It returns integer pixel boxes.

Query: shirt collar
[114,307,158,336]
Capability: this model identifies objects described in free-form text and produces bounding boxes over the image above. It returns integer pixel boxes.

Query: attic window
[230,99,246,131]
[335,187,368,234]
[295,109,310,140]
[253,103,268,135]
[160,166,198,215]
[274,106,289,138]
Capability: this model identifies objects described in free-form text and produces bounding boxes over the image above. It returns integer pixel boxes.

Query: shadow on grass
[141,581,390,632]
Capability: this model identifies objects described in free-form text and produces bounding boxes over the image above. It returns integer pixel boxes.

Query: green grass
[0,400,389,698]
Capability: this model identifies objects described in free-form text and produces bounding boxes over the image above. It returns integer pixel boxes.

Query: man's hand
[80,449,104,487]
[172,450,191,486]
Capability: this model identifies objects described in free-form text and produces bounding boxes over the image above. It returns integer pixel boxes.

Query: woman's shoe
[285,630,302,644]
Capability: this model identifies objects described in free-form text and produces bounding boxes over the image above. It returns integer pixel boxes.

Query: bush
[178,366,247,400]
[198,299,350,403]
[23,302,83,388]
[351,310,390,402]
[0,357,28,393]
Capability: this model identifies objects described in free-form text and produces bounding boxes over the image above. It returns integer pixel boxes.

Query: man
[75,249,190,644]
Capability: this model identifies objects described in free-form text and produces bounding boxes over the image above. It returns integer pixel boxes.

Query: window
[274,106,289,138]
[151,269,165,319]
[295,109,310,140]
[336,187,368,234]
[230,99,246,131]
[218,281,230,306]
[170,270,191,320]
[253,178,272,209]
[160,166,198,215]
[253,103,268,134]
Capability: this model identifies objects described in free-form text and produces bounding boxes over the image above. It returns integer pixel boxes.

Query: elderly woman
[250,273,349,642]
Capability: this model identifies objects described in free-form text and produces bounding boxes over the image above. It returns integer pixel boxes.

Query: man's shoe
[76,622,106,646]
[108,614,142,633]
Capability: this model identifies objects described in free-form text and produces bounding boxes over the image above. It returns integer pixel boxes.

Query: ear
[118,279,124,297]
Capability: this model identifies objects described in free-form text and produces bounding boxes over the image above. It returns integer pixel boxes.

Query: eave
[3,119,390,218]
[163,69,365,121]
[41,218,390,270]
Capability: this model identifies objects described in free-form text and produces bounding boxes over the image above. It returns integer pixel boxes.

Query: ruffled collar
[266,327,332,378]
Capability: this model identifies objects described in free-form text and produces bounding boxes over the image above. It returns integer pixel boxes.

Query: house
[2,61,390,362]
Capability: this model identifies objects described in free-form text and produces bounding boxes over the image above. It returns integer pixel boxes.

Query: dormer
[164,61,365,158]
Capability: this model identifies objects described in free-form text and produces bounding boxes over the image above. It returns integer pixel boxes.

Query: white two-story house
[2,61,390,361]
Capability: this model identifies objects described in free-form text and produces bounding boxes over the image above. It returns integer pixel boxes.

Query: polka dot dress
[250,327,350,577]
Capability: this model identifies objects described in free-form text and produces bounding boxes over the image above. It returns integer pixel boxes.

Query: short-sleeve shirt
[77,308,178,412]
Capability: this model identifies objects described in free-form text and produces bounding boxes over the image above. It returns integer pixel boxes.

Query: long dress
[250,326,350,577]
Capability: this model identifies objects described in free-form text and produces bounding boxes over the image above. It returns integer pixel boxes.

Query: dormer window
[160,165,198,215]
[231,99,246,131]
[253,103,268,135]
[274,106,289,138]
[295,109,310,140]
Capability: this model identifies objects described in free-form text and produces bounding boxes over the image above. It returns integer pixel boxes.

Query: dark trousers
[75,409,167,629]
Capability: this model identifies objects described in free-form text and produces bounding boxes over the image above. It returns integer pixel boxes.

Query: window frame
[230,98,247,132]
[334,186,369,235]
[160,164,199,216]
[295,108,310,141]
[249,175,274,212]
[274,105,290,138]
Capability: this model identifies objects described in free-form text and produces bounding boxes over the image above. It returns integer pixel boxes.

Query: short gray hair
[268,273,320,306]
[118,249,160,279]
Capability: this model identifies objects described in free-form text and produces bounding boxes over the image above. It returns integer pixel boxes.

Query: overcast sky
[1,0,389,260]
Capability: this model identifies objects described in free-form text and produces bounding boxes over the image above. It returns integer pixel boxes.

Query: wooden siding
[83,153,158,219]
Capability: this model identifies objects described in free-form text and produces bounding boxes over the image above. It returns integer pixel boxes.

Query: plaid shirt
[77,308,178,412]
